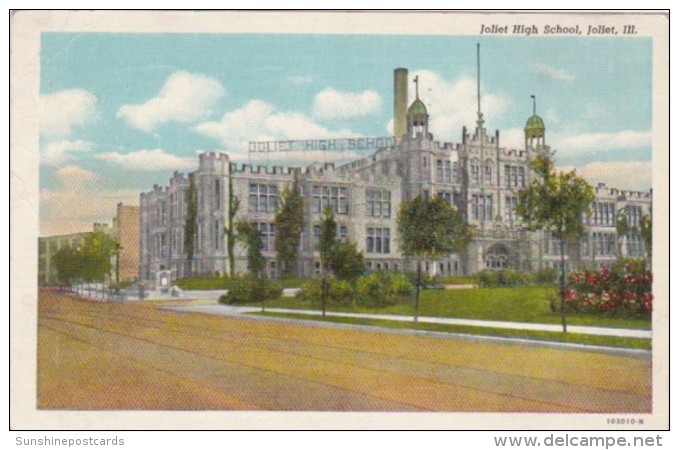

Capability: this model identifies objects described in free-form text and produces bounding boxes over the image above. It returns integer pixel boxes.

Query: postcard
[10,10,669,430]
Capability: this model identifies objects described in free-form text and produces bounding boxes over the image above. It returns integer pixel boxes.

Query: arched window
[484,160,494,185]
[469,158,480,185]
[485,244,509,270]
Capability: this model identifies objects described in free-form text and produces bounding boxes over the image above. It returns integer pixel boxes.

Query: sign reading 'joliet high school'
[9,11,668,433]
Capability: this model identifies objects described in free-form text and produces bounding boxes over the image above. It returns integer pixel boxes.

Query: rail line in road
[38,294,652,412]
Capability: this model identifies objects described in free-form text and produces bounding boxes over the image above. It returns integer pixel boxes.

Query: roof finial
[531,94,536,116]
[413,75,419,99]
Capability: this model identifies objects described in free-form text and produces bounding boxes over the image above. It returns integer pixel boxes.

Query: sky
[39,33,653,235]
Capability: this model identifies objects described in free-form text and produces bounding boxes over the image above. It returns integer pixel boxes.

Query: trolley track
[39,299,651,412]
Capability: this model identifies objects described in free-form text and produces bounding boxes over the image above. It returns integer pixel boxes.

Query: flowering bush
[558,259,652,316]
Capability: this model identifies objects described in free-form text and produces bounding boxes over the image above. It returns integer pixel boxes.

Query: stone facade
[113,203,140,282]
[139,68,652,282]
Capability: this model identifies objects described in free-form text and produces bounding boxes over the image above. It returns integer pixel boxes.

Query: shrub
[562,259,652,317]
[296,279,322,303]
[328,278,354,306]
[403,271,435,288]
[296,277,354,306]
[476,270,497,288]
[532,268,558,285]
[356,272,413,308]
[219,275,282,305]
[476,270,533,287]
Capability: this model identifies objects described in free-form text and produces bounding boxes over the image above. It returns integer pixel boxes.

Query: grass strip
[251,311,651,351]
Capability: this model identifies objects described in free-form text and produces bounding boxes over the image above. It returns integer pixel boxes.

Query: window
[484,163,493,184]
[452,161,459,183]
[249,184,278,213]
[485,244,508,270]
[504,196,518,223]
[592,202,615,226]
[543,231,561,255]
[472,194,493,221]
[338,225,348,242]
[366,189,391,218]
[366,227,390,254]
[214,179,221,209]
[312,185,349,214]
[504,165,526,188]
[593,232,616,256]
[470,160,480,185]
[625,205,642,227]
[626,233,645,257]
[257,222,275,252]
[214,220,221,250]
[437,191,452,205]
[312,225,320,249]
[437,160,454,183]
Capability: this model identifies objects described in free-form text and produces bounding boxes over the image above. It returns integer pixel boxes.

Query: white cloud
[496,127,526,149]
[496,128,652,158]
[195,99,358,152]
[40,139,93,166]
[532,63,575,83]
[385,118,394,135]
[55,165,98,184]
[545,106,560,125]
[117,71,225,132]
[553,130,651,153]
[410,70,510,140]
[556,161,652,192]
[41,188,140,236]
[312,88,381,119]
[96,148,197,171]
[39,89,97,138]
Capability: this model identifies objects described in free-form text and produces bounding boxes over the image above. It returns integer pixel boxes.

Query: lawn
[264,285,651,330]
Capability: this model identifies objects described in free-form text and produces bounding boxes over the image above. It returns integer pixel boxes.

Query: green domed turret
[407,98,428,116]
[524,114,545,139]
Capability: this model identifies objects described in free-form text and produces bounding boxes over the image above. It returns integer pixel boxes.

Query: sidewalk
[164,303,651,339]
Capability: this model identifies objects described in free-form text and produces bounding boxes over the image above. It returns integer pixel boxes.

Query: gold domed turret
[524,114,545,139]
[406,75,430,138]
[524,95,545,139]
[407,98,428,116]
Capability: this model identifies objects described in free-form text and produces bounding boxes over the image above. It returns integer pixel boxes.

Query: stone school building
[139,68,652,281]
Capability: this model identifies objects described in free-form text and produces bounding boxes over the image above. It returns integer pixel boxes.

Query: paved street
[38,291,652,412]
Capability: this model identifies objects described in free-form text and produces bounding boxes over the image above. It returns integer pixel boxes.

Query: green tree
[640,213,652,261]
[224,174,240,276]
[615,209,629,258]
[184,174,198,276]
[77,230,117,297]
[329,241,364,281]
[236,221,266,277]
[318,206,338,317]
[274,179,304,278]
[397,195,469,322]
[515,154,595,333]
[52,246,79,287]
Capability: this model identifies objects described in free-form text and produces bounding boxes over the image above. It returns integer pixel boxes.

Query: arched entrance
[485,244,510,270]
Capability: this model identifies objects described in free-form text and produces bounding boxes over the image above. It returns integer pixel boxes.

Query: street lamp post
[115,242,122,291]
